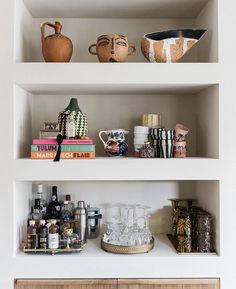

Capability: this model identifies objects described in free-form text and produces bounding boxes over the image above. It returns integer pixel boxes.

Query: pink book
[33,139,93,145]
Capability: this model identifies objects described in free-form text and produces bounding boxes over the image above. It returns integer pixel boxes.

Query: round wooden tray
[101,237,154,254]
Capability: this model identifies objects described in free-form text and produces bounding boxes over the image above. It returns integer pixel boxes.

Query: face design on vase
[97,34,129,62]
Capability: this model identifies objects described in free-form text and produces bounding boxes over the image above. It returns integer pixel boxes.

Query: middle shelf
[13,158,220,181]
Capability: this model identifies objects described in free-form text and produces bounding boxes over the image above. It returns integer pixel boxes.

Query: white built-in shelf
[23,0,209,19]
[15,235,219,278]
[13,158,220,181]
[14,63,219,89]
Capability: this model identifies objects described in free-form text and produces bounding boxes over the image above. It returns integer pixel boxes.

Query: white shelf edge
[13,63,220,87]
[13,158,220,181]
[13,234,220,278]
[17,234,219,259]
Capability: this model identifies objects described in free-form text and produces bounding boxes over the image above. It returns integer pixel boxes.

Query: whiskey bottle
[46,186,61,219]
[31,184,47,217]
[27,220,37,249]
[31,199,43,220]
[48,219,59,249]
[38,219,48,249]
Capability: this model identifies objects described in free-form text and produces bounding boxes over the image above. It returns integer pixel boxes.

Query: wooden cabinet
[118,279,219,289]
[15,279,219,289]
[14,279,117,289]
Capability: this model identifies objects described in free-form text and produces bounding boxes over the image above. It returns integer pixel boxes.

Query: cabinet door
[182,278,219,289]
[118,279,219,289]
[118,279,182,289]
[15,279,117,289]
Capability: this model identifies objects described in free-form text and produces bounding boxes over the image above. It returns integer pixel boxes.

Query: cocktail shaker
[74,201,88,243]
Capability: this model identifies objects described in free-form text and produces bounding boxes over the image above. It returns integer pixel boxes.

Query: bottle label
[38,233,47,249]
[48,233,59,249]
[27,234,36,249]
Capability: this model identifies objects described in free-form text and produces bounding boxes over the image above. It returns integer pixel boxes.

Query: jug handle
[128,45,136,55]
[40,21,62,45]
[88,44,97,55]
[99,131,108,148]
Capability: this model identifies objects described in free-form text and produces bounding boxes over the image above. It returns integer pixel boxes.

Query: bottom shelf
[20,234,219,258]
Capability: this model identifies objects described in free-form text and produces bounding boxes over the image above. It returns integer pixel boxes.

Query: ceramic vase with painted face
[141,29,206,63]
[89,33,136,62]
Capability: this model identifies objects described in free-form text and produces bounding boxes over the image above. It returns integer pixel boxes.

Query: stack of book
[31,139,95,159]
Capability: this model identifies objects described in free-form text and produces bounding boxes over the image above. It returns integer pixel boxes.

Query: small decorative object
[150,128,164,158]
[133,126,149,153]
[139,142,155,158]
[53,134,63,162]
[87,205,102,239]
[168,198,184,237]
[58,98,88,139]
[102,204,154,254]
[44,122,59,130]
[161,129,174,158]
[41,21,73,62]
[89,33,136,62]
[173,141,187,158]
[39,129,61,139]
[61,228,80,249]
[174,124,189,158]
[142,114,161,128]
[141,29,207,63]
[66,112,76,139]
[174,123,189,142]
[99,129,129,156]
[168,198,215,254]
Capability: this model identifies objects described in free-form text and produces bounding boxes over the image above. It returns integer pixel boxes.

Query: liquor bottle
[27,220,37,249]
[31,199,43,220]
[38,219,48,249]
[31,184,47,217]
[48,219,59,249]
[61,195,74,222]
[65,194,75,217]
[46,186,61,219]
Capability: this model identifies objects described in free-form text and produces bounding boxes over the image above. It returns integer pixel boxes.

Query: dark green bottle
[46,186,61,219]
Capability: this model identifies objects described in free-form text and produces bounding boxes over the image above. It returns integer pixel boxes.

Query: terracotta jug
[41,21,73,62]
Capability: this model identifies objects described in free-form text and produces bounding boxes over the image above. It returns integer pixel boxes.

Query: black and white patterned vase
[58,98,88,138]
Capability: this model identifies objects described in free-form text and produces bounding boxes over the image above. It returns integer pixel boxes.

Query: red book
[32,139,93,145]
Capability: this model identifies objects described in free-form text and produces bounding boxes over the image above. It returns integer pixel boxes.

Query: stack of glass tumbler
[169,199,214,253]
[103,204,152,246]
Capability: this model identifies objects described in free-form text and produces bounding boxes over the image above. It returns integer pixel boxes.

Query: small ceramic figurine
[139,142,155,158]
[41,21,73,62]
[174,124,189,158]
[89,33,136,62]
[99,129,129,156]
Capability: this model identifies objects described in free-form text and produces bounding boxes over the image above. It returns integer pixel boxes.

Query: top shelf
[23,0,209,19]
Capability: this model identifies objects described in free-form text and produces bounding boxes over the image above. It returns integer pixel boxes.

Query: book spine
[32,139,93,145]
[31,152,95,159]
[31,144,95,152]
